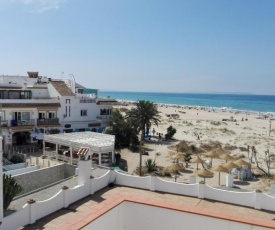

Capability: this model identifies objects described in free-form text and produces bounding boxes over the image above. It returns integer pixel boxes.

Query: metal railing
[2,157,13,166]
[11,119,35,127]
[37,118,59,126]
[79,99,96,103]
[96,115,112,120]
[44,150,79,165]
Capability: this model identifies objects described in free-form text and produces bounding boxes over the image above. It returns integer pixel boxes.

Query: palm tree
[126,100,160,141]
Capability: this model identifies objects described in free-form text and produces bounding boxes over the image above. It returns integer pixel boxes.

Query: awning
[30,132,44,140]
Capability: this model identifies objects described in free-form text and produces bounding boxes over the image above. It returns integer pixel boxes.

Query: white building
[0,72,117,152]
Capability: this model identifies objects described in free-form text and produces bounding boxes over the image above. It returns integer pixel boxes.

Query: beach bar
[43,132,115,166]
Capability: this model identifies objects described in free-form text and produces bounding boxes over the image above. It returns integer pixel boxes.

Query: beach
[114,103,275,192]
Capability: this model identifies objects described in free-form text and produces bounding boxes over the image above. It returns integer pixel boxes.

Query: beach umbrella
[203,151,219,166]
[166,164,185,174]
[234,159,251,167]
[219,153,235,162]
[171,153,185,160]
[210,165,228,185]
[194,168,214,183]
[222,161,239,174]
[253,168,265,176]
[190,156,205,170]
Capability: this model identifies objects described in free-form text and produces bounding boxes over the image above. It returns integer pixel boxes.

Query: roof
[50,81,75,96]
[44,131,115,152]
[22,186,275,230]
[77,147,90,157]
[75,82,85,89]
[2,103,61,108]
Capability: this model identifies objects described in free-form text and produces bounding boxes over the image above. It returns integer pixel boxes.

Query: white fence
[2,170,275,230]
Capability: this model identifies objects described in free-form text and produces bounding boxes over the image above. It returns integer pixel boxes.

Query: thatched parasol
[171,153,185,160]
[253,168,265,176]
[194,168,214,183]
[203,151,219,166]
[234,159,251,167]
[219,153,235,162]
[166,164,185,174]
[210,165,228,185]
[222,161,239,174]
[190,156,205,170]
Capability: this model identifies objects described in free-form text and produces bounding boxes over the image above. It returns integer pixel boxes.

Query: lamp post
[269,120,272,137]
[0,136,3,221]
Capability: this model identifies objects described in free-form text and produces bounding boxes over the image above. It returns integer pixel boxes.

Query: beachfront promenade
[2,168,275,229]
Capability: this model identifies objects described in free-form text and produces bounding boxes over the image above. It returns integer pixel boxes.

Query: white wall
[1,204,30,230]
[155,177,198,197]
[204,185,255,208]
[35,190,64,220]
[84,202,271,230]
[67,184,90,205]
[4,163,25,171]
[115,172,151,190]
[4,166,38,176]
[92,171,111,193]
[2,170,275,230]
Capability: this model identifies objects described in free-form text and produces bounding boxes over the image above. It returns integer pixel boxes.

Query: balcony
[0,120,9,128]
[96,115,112,120]
[37,118,59,126]
[11,119,35,127]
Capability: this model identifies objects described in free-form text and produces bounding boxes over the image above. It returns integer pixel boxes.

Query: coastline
[116,99,275,117]
[99,91,275,114]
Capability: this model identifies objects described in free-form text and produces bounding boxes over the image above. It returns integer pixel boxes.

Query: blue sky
[0,0,275,95]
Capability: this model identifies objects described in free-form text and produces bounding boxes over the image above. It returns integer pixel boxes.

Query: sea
[98,91,275,114]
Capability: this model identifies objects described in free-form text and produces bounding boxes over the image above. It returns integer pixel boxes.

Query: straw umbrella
[167,164,185,173]
[222,161,239,174]
[194,168,214,183]
[234,159,251,167]
[210,165,228,185]
[171,153,185,162]
[190,156,205,170]
[219,153,235,162]
[203,151,219,166]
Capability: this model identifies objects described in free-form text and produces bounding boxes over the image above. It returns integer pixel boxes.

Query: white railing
[43,151,78,165]
[2,170,275,230]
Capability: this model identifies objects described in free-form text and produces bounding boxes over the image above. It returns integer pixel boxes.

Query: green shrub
[9,154,24,164]
[165,125,177,140]
[3,174,23,212]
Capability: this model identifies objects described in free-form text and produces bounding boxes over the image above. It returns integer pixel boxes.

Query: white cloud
[12,0,66,12]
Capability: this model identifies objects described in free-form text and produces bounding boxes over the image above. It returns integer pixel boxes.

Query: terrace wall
[2,169,275,230]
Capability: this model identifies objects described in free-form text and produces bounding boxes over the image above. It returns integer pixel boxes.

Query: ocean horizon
[98,91,275,113]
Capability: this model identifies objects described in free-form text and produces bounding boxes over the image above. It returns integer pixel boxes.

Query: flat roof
[44,131,115,152]
[22,186,275,230]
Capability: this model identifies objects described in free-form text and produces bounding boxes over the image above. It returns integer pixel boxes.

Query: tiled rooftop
[50,81,75,97]
[22,186,275,230]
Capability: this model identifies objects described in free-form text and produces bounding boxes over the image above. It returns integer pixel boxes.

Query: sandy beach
[114,104,275,192]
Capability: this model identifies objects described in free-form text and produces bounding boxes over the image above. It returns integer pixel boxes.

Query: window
[66,99,70,104]
[48,111,56,119]
[39,111,46,119]
[81,110,87,116]
[12,112,30,120]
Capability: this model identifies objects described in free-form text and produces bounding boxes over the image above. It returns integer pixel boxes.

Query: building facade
[0,72,116,152]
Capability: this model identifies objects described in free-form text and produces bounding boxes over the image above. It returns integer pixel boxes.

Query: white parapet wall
[4,166,38,176]
[204,185,255,208]
[155,177,198,197]
[2,170,275,230]
[115,171,151,190]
